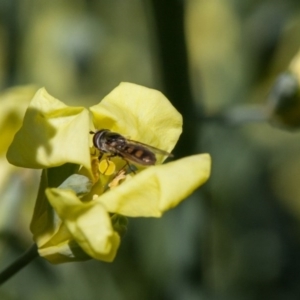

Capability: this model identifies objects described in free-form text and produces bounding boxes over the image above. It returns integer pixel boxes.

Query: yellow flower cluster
[6,83,211,263]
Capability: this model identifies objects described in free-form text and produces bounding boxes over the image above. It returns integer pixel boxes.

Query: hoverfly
[90,129,173,168]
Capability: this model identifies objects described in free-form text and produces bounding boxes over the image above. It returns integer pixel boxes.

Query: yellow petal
[96,154,211,217]
[0,85,38,155]
[38,238,91,264]
[90,82,182,155]
[6,88,91,174]
[0,86,39,194]
[30,170,94,263]
[46,188,120,262]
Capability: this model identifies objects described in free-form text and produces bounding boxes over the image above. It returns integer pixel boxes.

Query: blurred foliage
[2,0,300,299]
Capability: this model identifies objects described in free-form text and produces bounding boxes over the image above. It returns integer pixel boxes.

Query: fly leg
[119,158,136,175]
[98,152,104,161]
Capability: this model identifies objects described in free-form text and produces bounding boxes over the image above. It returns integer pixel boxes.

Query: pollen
[108,170,127,188]
[99,159,116,176]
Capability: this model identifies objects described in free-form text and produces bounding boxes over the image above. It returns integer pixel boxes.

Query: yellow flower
[7,82,211,263]
[0,85,39,232]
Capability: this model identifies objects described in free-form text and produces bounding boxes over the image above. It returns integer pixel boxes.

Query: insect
[90,129,173,168]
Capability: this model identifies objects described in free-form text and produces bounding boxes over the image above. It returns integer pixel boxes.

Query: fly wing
[126,139,173,157]
[120,143,157,166]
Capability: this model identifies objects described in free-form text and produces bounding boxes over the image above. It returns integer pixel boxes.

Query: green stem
[0,244,38,285]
